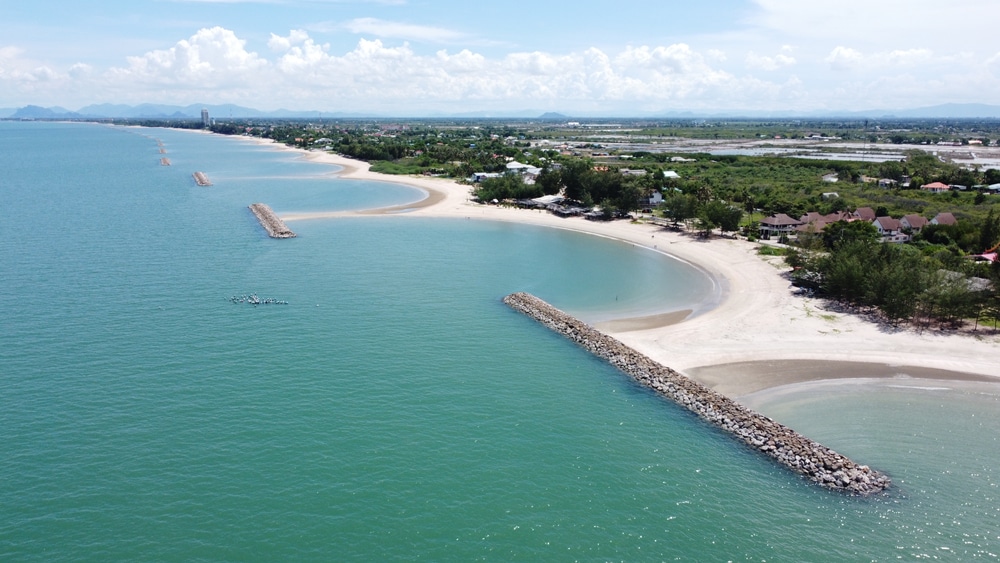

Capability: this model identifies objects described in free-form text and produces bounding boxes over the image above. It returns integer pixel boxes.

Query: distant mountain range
[4,102,1000,120]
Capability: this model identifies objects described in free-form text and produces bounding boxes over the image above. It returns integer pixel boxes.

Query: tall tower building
[201,108,210,128]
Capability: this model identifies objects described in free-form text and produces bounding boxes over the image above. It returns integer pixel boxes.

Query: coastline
[250,137,1000,397]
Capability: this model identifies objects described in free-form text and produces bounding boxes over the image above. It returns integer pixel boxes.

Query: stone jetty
[192,172,212,186]
[248,203,296,239]
[503,292,891,496]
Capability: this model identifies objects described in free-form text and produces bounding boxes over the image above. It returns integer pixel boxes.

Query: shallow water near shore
[2,121,1000,561]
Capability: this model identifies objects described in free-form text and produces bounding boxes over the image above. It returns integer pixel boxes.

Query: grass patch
[757,245,792,256]
[369,160,429,175]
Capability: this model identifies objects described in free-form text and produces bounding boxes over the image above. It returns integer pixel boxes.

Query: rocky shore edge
[249,203,296,239]
[503,292,891,496]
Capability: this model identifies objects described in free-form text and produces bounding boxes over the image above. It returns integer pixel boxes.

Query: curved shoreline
[246,139,1000,396]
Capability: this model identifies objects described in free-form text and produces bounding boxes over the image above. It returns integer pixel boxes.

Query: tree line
[788,222,1000,328]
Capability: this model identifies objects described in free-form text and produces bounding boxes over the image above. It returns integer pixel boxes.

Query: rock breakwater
[503,292,890,496]
[192,171,212,186]
[249,203,296,239]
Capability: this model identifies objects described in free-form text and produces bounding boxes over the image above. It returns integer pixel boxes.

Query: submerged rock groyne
[160,157,171,166]
[192,171,212,186]
[503,292,890,496]
[248,203,296,239]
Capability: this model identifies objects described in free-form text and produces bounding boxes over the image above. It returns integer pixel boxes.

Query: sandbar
[247,138,1000,397]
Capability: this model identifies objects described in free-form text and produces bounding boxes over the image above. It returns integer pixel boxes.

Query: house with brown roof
[921,181,950,193]
[872,216,909,243]
[759,213,803,239]
[900,214,929,233]
[853,207,876,221]
[788,211,855,238]
[931,212,957,226]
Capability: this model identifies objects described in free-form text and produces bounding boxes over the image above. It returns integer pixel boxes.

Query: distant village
[470,160,1000,262]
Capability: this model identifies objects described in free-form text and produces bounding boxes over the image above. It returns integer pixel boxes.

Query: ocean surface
[2,121,999,561]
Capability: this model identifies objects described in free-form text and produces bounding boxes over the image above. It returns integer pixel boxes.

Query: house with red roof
[921,181,950,193]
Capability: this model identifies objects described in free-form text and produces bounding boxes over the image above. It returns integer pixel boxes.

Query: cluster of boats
[229,293,288,306]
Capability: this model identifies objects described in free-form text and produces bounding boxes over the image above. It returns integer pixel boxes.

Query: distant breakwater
[192,172,212,186]
[503,292,890,496]
[249,203,296,239]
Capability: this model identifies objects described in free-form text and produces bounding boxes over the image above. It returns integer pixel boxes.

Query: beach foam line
[504,291,891,496]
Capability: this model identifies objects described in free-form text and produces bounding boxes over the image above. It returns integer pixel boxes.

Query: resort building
[758,213,803,239]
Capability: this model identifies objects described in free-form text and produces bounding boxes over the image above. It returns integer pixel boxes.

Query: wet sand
[686,359,1000,398]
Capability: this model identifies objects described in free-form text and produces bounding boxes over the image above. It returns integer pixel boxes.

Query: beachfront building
[758,213,803,240]
[639,190,663,210]
[468,172,501,183]
[201,108,210,128]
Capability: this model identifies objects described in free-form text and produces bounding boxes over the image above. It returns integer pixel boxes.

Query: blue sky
[2,0,999,115]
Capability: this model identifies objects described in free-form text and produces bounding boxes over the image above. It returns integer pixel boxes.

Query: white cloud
[825,46,936,72]
[745,50,795,71]
[6,23,1000,113]
[344,17,468,43]
[825,46,864,71]
[706,49,727,63]
[267,29,312,52]
[108,27,267,87]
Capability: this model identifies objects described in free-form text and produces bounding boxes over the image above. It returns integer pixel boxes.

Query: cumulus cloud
[825,46,864,71]
[240,30,753,108]
[745,50,796,71]
[108,26,267,87]
[17,25,991,113]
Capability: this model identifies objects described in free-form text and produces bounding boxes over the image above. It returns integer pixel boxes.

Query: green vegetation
[788,239,999,328]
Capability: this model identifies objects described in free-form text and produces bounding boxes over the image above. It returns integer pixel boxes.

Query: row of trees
[472,163,660,216]
[789,236,999,327]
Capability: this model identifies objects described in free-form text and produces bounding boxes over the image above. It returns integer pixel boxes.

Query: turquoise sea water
[2,121,999,561]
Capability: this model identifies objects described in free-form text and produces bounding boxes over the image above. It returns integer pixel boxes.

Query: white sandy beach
[258,139,1000,397]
